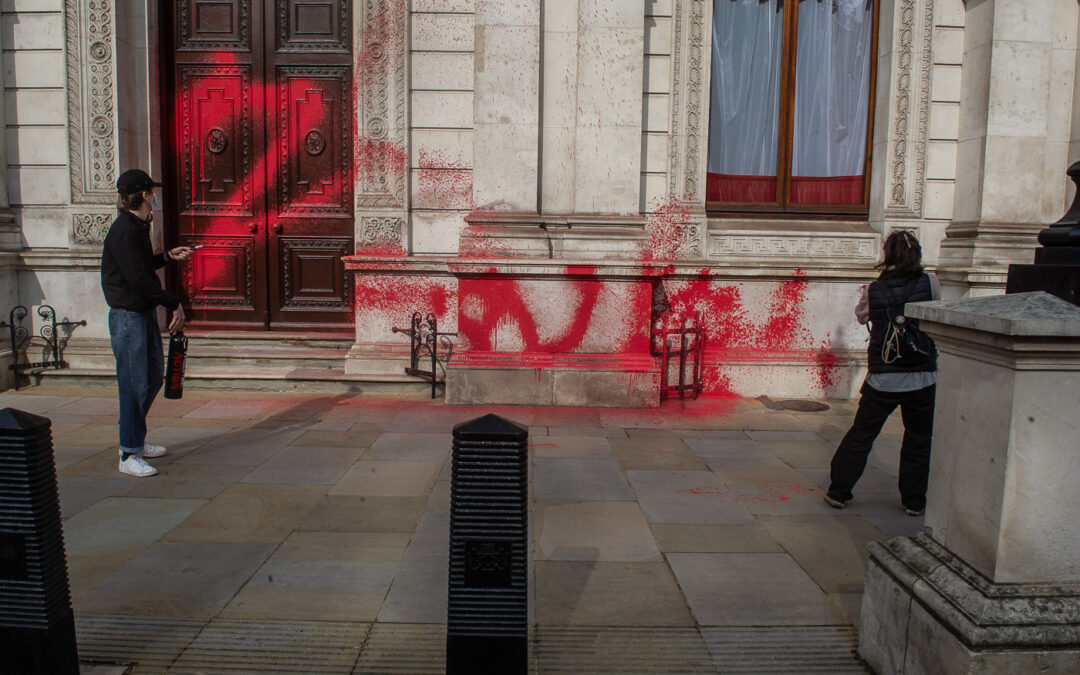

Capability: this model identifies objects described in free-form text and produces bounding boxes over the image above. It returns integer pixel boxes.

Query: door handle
[248,223,258,233]
[270,223,283,235]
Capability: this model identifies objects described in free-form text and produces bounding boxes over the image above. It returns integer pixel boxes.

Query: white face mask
[151,193,158,209]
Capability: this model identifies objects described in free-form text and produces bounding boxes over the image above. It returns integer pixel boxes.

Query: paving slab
[0,394,79,413]
[164,483,327,545]
[241,446,364,485]
[760,439,837,469]
[534,561,694,627]
[378,510,449,623]
[529,435,613,459]
[625,470,755,524]
[545,425,621,437]
[667,553,848,626]
[683,437,773,458]
[53,445,110,470]
[758,514,886,593]
[54,423,125,447]
[288,428,382,448]
[221,536,402,621]
[330,460,439,497]
[533,457,634,501]
[607,435,708,471]
[183,399,273,420]
[143,424,229,452]
[746,430,823,442]
[650,523,785,553]
[115,462,253,500]
[57,476,129,519]
[75,541,275,617]
[63,497,206,559]
[367,432,453,461]
[176,427,304,465]
[299,495,427,532]
[535,502,661,561]
[53,397,119,416]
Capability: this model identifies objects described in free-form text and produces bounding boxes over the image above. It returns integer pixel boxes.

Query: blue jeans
[109,308,164,453]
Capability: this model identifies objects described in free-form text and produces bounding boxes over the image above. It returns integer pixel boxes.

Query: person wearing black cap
[101,169,192,477]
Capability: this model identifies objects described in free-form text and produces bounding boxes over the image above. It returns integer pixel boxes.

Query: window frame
[705,0,882,217]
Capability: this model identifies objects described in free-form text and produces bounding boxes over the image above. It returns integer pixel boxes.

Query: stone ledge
[868,533,1080,649]
[908,292,1080,337]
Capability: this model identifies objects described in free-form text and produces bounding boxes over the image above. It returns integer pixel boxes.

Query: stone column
[940,0,1077,280]
[859,292,1080,673]
[471,0,540,215]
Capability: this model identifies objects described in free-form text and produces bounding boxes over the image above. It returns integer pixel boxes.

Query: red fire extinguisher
[164,331,188,399]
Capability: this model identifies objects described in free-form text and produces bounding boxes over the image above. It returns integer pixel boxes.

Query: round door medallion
[206,128,227,154]
[305,129,326,156]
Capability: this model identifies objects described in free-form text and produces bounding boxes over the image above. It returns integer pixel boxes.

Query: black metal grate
[447,414,528,675]
[0,407,78,672]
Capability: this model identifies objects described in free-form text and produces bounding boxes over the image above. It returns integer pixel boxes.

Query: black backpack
[873,277,937,366]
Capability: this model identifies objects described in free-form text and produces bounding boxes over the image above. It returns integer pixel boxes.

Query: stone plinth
[859,292,1080,673]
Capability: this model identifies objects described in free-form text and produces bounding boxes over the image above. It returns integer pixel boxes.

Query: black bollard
[0,408,78,673]
[447,414,528,675]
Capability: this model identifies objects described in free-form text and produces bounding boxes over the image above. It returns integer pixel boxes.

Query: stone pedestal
[859,292,1080,673]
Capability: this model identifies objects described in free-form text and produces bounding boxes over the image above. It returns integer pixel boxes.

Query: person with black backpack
[824,230,940,516]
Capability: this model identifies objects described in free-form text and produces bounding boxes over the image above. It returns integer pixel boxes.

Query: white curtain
[791,0,873,178]
[707,0,784,177]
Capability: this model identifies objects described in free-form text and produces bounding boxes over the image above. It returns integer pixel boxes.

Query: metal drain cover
[777,399,830,412]
[757,396,830,412]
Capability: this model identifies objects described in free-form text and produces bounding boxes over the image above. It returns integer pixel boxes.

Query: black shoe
[823,494,846,509]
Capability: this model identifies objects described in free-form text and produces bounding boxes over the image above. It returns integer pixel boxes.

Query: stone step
[34,365,437,395]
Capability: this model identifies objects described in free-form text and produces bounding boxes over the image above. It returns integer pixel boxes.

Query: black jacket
[100,209,179,312]
[866,271,936,373]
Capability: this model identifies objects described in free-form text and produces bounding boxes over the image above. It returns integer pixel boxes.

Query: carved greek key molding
[887,0,933,218]
[358,216,404,249]
[356,0,407,209]
[668,0,709,203]
[72,213,112,245]
[709,234,877,261]
[66,0,118,205]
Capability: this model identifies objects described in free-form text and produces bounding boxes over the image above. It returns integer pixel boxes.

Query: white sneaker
[119,454,158,477]
[142,443,167,458]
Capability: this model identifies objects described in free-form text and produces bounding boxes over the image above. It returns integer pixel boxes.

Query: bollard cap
[0,408,52,434]
[453,414,528,441]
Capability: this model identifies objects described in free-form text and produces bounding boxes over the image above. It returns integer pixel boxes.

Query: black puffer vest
[866,271,936,373]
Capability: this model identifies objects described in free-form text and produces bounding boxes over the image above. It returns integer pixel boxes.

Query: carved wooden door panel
[166,0,353,332]
[264,1,354,331]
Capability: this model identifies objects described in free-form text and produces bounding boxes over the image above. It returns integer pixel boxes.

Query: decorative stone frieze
[72,213,112,245]
[885,0,933,217]
[66,0,118,205]
[708,233,877,261]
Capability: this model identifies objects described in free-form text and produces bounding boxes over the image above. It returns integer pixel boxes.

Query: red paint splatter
[642,196,694,261]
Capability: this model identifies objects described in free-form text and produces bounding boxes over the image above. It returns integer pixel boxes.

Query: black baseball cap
[116,169,162,195]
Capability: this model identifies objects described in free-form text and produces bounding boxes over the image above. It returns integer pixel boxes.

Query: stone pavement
[0,385,924,673]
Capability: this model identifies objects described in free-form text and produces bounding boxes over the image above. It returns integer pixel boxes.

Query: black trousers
[827,381,936,511]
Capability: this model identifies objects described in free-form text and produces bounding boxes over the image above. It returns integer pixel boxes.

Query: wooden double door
[164,0,354,332]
